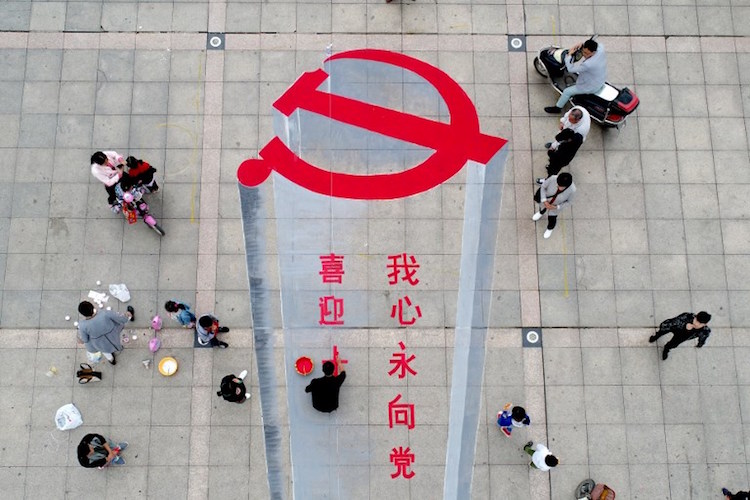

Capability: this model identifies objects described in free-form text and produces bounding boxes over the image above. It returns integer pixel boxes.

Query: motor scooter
[533,37,639,128]
[117,184,165,236]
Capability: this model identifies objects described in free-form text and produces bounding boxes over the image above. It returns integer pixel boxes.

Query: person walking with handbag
[532,172,576,239]
[77,301,135,365]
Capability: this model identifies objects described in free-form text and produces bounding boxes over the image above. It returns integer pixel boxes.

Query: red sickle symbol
[238,49,507,200]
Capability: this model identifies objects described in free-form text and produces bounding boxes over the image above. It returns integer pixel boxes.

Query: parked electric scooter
[115,180,165,236]
[533,37,639,128]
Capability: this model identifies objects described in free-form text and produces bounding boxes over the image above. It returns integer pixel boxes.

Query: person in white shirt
[558,106,590,141]
[90,151,125,211]
[545,39,607,114]
[524,441,558,471]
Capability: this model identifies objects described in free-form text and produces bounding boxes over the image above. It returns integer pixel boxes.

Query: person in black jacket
[217,370,250,403]
[305,359,346,413]
[77,433,128,468]
[649,311,712,360]
[723,488,750,500]
[536,128,584,184]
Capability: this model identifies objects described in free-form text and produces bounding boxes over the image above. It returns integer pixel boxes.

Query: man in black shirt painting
[305,359,346,413]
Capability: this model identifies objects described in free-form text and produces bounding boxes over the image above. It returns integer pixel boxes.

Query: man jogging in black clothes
[649,311,711,360]
[305,358,346,413]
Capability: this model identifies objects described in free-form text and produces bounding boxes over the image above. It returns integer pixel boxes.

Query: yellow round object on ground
[158,356,178,376]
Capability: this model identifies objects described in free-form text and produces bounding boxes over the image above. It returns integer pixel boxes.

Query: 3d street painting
[237,49,508,499]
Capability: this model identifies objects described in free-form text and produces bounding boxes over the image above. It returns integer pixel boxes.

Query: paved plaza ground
[2,0,750,499]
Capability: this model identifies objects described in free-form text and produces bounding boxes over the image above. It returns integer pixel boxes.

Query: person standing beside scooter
[90,151,125,212]
[545,39,607,114]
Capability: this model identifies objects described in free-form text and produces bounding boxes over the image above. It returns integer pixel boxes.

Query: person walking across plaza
[532,172,576,239]
[305,358,346,413]
[649,310,711,360]
[77,301,135,365]
[523,441,558,471]
[545,39,607,114]
[217,370,251,404]
[496,403,531,437]
[165,299,196,328]
[196,313,229,348]
[90,151,125,211]
[77,433,129,468]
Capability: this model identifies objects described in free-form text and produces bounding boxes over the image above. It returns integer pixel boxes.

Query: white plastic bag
[86,351,103,364]
[55,403,83,431]
[108,283,131,303]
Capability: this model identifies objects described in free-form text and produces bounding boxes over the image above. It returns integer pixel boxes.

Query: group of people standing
[531,105,589,239]
[74,297,246,469]
[533,39,602,240]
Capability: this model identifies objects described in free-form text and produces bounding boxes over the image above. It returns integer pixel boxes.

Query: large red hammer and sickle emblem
[237,49,508,200]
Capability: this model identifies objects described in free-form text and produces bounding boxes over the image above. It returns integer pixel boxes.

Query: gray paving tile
[706,423,746,463]
[629,463,671,498]
[55,115,94,148]
[210,426,250,466]
[663,6,699,35]
[18,114,58,148]
[105,466,149,500]
[1,290,42,327]
[149,426,191,465]
[64,1,102,31]
[581,347,622,385]
[546,385,584,424]
[628,424,667,463]
[698,6,733,35]
[593,5,629,35]
[147,466,190,499]
[612,254,652,290]
[208,465,251,499]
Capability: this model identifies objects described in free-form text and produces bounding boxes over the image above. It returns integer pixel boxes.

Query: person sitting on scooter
[545,39,607,114]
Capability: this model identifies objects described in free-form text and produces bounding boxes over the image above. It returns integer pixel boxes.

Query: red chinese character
[388,394,415,430]
[319,253,345,284]
[388,341,417,378]
[322,345,348,376]
[319,296,344,325]
[390,295,422,325]
[389,446,416,479]
[386,253,420,286]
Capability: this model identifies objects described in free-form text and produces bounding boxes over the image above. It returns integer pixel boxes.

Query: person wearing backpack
[77,433,128,468]
[217,371,250,403]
